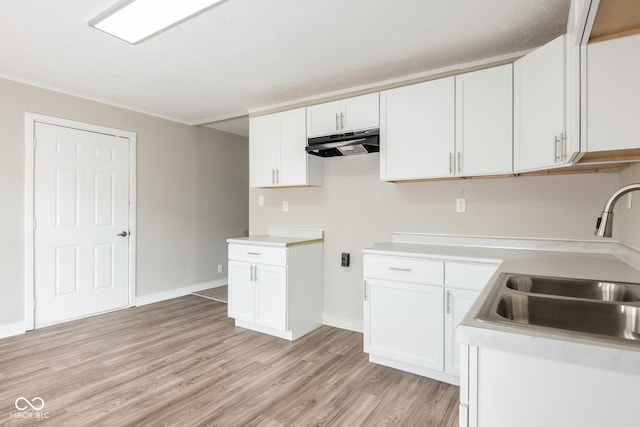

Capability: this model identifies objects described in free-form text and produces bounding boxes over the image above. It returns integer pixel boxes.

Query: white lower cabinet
[365,279,444,371]
[461,345,639,427]
[363,254,498,384]
[228,241,323,340]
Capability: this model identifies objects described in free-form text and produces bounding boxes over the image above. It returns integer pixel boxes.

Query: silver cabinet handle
[340,112,345,130]
[336,113,339,131]
[457,152,462,173]
[363,280,367,301]
[554,135,561,163]
[449,153,453,174]
[389,267,412,272]
[117,231,129,237]
[247,252,261,256]
[249,265,254,282]
[276,168,279,184]
[271,169,275,184]
[446,290,451,314]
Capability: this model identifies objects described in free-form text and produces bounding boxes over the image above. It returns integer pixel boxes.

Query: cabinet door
[380,77,455,181]
[277,108,308,186]
[228,261,256,323]
[444,288,478,376]
[256,265,287,331]
[307,100,341,137]
[513,35,566,172]
[250,114,280,187]
[587,34,640,152]
[365,278,444,371]
[456,65,513,176]
[341,93,379,132]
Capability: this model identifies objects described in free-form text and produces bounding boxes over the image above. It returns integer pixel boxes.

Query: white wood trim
[322,314,363,333]
[24,113,138,330]
[0,322,26,340]
[135,279,227,306]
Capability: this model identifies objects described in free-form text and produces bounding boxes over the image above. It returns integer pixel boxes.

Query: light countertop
[227,235,323,247]
[364,234,640,375]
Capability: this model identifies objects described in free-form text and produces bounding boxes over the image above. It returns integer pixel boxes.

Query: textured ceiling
[0,0,570,130]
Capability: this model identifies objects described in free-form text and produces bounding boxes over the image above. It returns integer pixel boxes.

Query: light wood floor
[0,296,459,426]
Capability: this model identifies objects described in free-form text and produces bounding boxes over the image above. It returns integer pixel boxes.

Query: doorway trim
[24,113,137,330]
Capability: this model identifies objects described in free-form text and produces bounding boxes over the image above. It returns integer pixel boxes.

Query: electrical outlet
[217,264,223,273]
[282,201,288,212]
[258,195,264,206]
[456,198,466,213]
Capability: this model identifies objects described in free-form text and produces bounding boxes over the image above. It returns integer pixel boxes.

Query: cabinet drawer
[364,255,444,285]
[229,244,287,266]
[445,262,498,291]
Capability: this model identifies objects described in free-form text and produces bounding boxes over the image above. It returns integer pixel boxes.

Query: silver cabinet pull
[117,231,129,237]
[340,112,345,130]
[275,168,280,184]
[457,152,462,173]
[249,265,254,282]
[554,135,561,163]
[449,153,453,174]
[247,252,261,256]
[271,169,275,184]
[335,113,339,131]
[363,280,367,301]
[389,267,412,272]
[446,290,451,314]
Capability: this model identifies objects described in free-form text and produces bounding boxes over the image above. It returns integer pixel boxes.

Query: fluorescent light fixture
[90,0,224,44]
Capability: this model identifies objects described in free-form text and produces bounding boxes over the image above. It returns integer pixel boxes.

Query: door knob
[117,231,129,237]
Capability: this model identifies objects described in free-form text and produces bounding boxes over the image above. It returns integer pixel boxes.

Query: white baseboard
[0,322,26,340]
[136,279,227,306]
[322,314,363,333]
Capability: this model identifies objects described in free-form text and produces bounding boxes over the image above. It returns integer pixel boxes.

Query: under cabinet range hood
[306,128,379,157]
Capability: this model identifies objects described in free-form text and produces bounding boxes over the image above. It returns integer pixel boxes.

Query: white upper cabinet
[455,64,513,176]
[587,34,640,152]
[250,107,323,188]
[306,93,379,137]
[513,35,580,172]
[380,77,455,181]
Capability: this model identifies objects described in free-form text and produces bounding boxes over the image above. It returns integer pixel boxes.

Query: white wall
[615,163,640,249]
[249,153,620,327]
[0,77,248,328]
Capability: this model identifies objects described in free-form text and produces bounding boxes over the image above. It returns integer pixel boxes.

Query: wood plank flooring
[0,296,459,426]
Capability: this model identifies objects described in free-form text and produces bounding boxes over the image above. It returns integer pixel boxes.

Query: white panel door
[513,35,566,172]
[455,65,513,176]
[380,77,455,181]
[444,288,479,376]
[366,279,444,371]
[228,261,256,322]
[34,122,130,327]
[341,93,379,132]
[277,108,308,186]
[255,265,287,331]
[306,100,341,137]
[250,114,279,187]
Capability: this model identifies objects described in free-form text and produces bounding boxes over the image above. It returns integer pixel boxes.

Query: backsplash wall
[249,153,620,329]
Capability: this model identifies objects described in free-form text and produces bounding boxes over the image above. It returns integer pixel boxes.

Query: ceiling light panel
[91,0,223,44]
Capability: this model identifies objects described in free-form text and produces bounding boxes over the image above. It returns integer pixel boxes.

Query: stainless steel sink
[496,294,640,340]
[506,275,640,302]
[476,273,640,345]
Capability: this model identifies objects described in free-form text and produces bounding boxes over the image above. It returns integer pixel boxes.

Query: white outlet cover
[282,201,289,212]
[456,198,466,213]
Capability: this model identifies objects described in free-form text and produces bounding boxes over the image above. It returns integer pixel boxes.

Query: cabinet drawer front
[364,255,444,285]
[445,262,498,291]
[229,244,287,266]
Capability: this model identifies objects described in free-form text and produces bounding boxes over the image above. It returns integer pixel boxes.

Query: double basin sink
[477,274,640,344]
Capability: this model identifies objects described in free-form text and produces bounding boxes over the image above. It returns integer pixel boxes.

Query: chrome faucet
[595,183,640,237]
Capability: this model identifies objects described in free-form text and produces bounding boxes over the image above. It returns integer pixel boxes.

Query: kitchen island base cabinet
[460,345,639,427]
[228,241,323,341]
